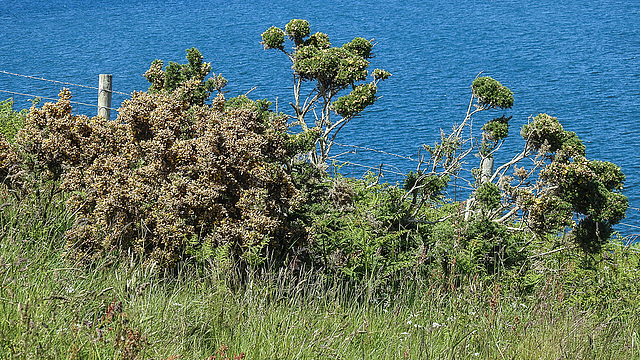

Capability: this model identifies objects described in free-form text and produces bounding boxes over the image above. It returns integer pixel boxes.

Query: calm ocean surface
[1,0,639,236]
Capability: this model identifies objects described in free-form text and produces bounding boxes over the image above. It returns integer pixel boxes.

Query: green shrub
[306,176,403,279]
[0,98,27,142]
[302,174,463,283]
[143,48,227,105]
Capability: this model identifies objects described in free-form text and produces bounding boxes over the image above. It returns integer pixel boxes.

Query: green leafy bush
[332,83,377,118]
[540,156,627,252]
[305,176,411,279]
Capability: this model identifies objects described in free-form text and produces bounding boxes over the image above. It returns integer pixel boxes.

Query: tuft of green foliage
[284,19,311,44]
[143,48,227,105]
[261,26,285,50]
[372,68,391,81]
[0,99,27,142]
[471,76,514,109]
[520,192,573,235]
[293,46,370,90]
[341,37,374,59]
[303,32,331,49]
[332,83,377,118]
[481,115,511,142]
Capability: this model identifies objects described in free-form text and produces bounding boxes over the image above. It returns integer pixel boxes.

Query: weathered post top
[98,74,112,120]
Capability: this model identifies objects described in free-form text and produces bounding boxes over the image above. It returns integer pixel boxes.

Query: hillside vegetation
[0,19,638,359]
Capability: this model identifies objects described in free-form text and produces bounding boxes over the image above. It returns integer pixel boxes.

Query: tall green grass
[1,187,639,359]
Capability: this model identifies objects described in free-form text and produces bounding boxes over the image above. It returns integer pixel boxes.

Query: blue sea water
[1,0,639,236]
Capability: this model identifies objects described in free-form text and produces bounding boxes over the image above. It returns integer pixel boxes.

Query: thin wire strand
[333,142,418,161]
[619,222,640,230]
[0,89,119,111]
[331,159,406,176]
[0,70,130,96]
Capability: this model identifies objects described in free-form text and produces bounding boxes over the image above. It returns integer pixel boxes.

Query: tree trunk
[480,156,494,183]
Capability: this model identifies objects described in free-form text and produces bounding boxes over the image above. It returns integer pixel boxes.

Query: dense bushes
[301,174,529,284]
[305,175,422,279]
[0,23,630,292]
[0,51,314,268]
[58,85,308,266]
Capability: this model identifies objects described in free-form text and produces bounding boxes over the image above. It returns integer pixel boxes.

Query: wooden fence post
[98,74,112,120]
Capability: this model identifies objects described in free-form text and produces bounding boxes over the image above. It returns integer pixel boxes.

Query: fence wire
[0,89,119,111]
[332,142,418,161]
[0,70,130,96]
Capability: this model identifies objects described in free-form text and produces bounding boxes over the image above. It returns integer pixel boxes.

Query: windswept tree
[262,19,391,167]
[405,75,628,257]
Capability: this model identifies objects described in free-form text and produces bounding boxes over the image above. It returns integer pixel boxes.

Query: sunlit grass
[1,189,639,359]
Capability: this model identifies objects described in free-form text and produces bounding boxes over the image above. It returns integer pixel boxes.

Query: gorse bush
[4,50,314,268]
[511,114,628,253]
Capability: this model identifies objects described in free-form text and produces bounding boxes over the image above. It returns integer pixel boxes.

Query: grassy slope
[1,190,639,359]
